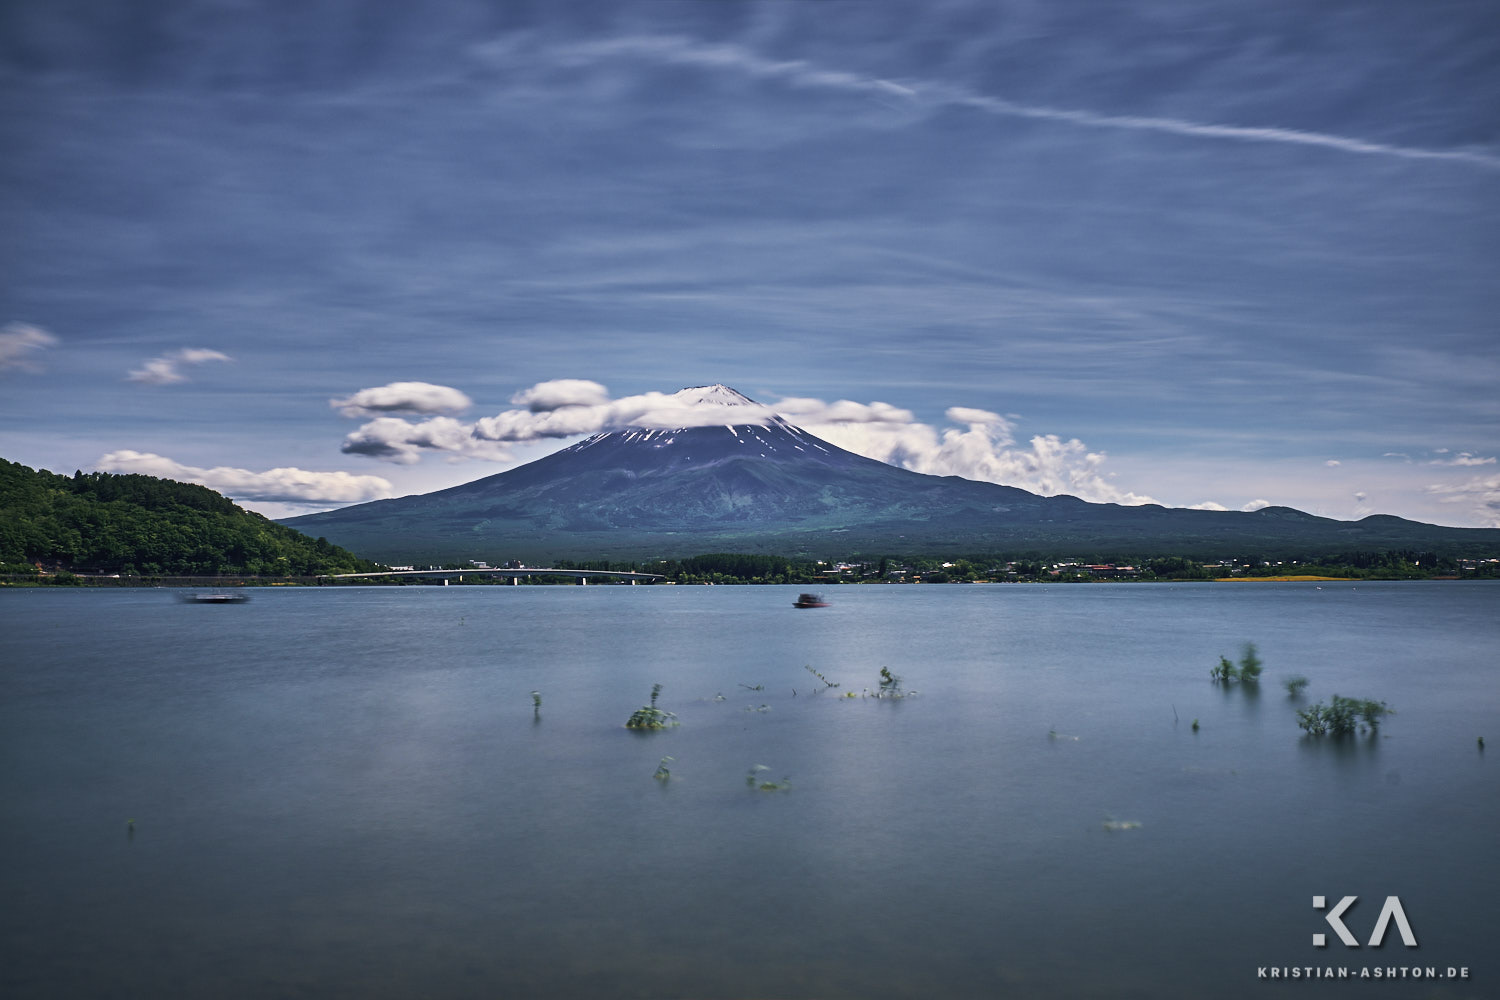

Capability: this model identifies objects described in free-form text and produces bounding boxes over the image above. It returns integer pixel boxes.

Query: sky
[2,0,1497,528]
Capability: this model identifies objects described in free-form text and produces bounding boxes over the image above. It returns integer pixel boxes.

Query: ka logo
[1313,896,1417,948]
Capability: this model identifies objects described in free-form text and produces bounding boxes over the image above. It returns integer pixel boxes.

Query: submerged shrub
[1237,643,1263,683]
[625,683,678,730]
[876,666,905,698]
[1210,656,1238,684]
[745,765,791,791]
[1283,675,1310,697]
[1297,695,1392,736]
[1211,643,1264,684]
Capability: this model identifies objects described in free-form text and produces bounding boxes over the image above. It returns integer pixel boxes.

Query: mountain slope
[281,386,1500,563]
[0,458,382,576]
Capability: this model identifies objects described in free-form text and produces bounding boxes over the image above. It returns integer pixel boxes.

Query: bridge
[319,567,665,585]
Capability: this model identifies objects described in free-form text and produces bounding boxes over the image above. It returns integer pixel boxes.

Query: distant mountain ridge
[280,385,1500,563]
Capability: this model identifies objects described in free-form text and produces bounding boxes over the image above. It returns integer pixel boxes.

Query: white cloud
[471,384,780,442]
[341,416,514,465]
[0,322,59,373]
[97,450,392,504]
[127,347,233,384]
[1324,460,1341,467]
[509,378,610,412]
[1188,501,1229,511]
[330,381,473,418]
[1241,499,1272,512]
[1427,474,1500,528]
[775,395,1157,506]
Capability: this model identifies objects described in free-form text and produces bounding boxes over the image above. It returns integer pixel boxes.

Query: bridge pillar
[510,576,518,585]
[577,576,587,586]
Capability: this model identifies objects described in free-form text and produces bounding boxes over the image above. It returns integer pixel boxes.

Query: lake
[2,582,1495,999]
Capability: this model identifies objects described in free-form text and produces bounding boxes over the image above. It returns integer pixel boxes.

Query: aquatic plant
[1236,643,1263,683]
[803,664,840,689]
[1211,643,1263,684]
[625,683,679,730]
[745,765,791,791]
[1191,718,1200,732]
[739,682,765,691]
[653,756,674,781]
[875,666,908,698]
[745,703,771,713]
[530,690,542,710]
[1283,675,1309,697]
[1296,695,1393,736]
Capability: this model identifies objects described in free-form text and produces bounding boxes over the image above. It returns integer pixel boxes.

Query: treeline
[0,459,383,578]
[554,553,826,584]
[522,549,1498,584]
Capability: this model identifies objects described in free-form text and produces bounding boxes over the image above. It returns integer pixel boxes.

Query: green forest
[0,458,382,578]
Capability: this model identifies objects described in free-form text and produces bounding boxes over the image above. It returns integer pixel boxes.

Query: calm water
[2,582,1496,999]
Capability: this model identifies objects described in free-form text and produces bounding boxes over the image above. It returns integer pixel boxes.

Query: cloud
[775,394,1157,506]
[341,416,514,465]
[471,384,780,443]
[1429,452,1495,467]
[1241,499,1272,512]
[97,450,391,504]
[1188,501,1229,511]
[553,35,1500,171]
[509,378,610,412]
[1427,474,1500,528]
[127,347,233,384]
[1325,460,1341,467]
[0,322,59,373]
[330,381,474,418]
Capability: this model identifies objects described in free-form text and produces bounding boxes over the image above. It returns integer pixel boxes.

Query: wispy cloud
[549,35,1500,171]
[0,322,59,373]
[127,347,233,385]
[97,450,391,505]
[1429,452,1495,467]
[330,381,473,418]
[1427,474,1500,528]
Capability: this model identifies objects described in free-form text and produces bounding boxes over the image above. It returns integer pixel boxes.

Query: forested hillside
[0,459,382,577]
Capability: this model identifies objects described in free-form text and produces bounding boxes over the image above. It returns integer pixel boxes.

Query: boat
[793,593,830,608]
[183,592,250,604]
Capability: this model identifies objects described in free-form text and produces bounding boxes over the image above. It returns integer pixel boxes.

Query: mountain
[280,385,1500,564]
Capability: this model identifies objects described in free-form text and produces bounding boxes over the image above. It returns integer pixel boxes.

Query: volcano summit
[282,385,1500,564]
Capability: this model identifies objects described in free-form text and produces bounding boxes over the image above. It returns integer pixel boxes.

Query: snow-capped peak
[671,384,759,408]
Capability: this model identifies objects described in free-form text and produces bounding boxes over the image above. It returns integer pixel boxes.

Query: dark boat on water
[183,592,250,604]
[793,593,830,608]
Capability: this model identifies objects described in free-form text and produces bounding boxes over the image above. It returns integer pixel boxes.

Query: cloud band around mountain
[338,378,1159,507]
[97,450,392,505]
